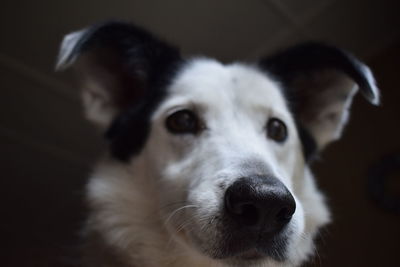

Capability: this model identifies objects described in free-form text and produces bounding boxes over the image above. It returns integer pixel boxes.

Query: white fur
[84,59,330,267]
[56,28,88,71]
[360,64,380,105]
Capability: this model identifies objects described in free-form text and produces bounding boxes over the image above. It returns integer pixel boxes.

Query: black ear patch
[260,42,379,106]
[57,21,183,161]
[98,22,183,161]
[295,122,318,162]
[259,42,380,160]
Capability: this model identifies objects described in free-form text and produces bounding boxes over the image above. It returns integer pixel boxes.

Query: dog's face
[149,61,303,262]
[57,22,379,266]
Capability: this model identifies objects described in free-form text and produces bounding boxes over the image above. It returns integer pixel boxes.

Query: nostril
[276,207,294,223]
[225,189,261,227]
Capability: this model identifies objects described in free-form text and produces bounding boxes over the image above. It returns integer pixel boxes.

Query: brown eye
[166,110,200,134]
[267,118,287,143]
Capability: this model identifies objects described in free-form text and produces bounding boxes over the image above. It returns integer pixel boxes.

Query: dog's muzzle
[220,175,296,260]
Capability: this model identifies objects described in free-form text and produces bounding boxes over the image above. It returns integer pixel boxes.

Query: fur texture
[56,22,380,267]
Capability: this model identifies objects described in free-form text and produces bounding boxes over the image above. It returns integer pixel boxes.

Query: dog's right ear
[56,21,181,128]
[259,43,380,160]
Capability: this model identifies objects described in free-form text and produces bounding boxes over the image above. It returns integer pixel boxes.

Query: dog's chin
[183,226,291,265]
[222,249,280,267]
[223,248,283,265]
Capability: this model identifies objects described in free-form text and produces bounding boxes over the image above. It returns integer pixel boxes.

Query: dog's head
[57,22,379,266]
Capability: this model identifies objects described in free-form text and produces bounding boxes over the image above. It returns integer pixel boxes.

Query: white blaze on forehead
[151,58,300,186]
[160,58,291,120]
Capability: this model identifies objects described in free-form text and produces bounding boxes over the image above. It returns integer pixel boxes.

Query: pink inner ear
[76,48,147,113]
[276,68,361,150]
[301,83,357,149]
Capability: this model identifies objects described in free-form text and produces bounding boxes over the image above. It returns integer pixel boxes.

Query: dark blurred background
[0,0,399,266]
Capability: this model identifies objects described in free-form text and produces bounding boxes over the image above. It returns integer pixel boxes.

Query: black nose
[224,176,296,234]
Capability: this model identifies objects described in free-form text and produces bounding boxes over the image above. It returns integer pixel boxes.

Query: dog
[56,21,380,267]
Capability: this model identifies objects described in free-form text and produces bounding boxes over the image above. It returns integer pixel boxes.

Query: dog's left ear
[260,43,380,156]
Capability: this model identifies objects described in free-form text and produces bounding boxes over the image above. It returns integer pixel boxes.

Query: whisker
[163,204,198,227]
[164,216,197,250]
[158,201,190,212]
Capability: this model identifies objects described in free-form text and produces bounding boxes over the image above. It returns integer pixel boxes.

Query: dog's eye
[166,110,200,134]
[267,118,287,143]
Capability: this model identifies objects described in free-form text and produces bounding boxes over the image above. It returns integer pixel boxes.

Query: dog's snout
[224,176,296,234]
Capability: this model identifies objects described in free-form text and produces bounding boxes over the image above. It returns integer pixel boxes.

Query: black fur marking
[259,42,377,104]
[295,122,318,162]
[258,42,377,160]
[106,59,184,161]
[96,22,183,161]
[66,21,183,161]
